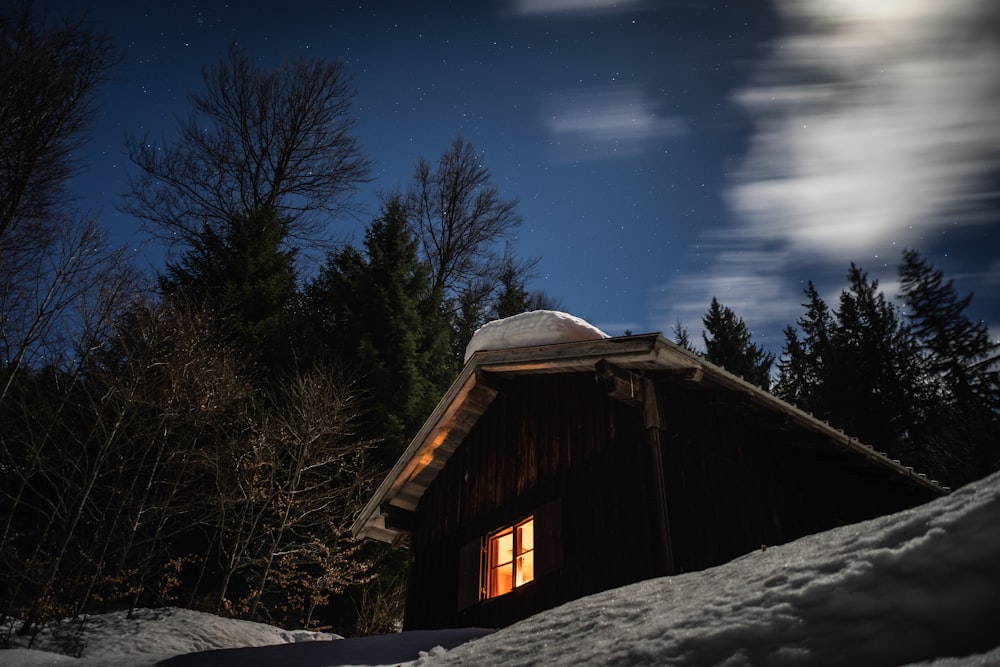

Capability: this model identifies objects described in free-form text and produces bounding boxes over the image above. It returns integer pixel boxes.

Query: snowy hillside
[426,469,1000,667]
[4,470,1000,666]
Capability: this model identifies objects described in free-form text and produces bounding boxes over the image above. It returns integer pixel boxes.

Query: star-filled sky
[53,0,1000,349]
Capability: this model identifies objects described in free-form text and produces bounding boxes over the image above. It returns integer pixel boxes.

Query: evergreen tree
[161,207,298,375]
[493,259,530,320]
[701,297,775,388]
[774,325,809,406]
[307,197,453,464]
[899,248,998,408]
[824,264,929,457]
[775,283,833,415]
[899,248,1000,481]
[775,264,958,481]
[672,319,693,351]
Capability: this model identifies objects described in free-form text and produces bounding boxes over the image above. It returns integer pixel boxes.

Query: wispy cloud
[654,0,1000,345]
[655,244,803,348]
[729,0,1000,257]
[505,0,650,17]
[542,85,685,161]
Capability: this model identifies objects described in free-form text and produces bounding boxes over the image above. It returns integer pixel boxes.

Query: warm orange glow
[516,519,534,586]
[486,517,534,599]
[489,528,514,596]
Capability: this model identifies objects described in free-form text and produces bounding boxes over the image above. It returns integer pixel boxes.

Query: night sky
[52,0,1000,348]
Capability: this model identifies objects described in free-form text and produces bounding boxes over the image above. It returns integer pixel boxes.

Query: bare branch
[123,46,372,252]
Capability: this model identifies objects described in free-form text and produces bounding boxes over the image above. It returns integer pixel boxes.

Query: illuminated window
[485,516,534,598]
[457,500,561,611]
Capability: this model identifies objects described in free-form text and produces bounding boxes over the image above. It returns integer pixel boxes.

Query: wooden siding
[354,334,943,547]
[403,368,942,631]
[656,382,940,574]
[404,372,665,630]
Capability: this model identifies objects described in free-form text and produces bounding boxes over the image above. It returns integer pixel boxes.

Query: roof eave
[351,334,946,543]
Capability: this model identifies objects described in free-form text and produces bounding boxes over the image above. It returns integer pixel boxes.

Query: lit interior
[516,519,534,586]
[486,517,534,599]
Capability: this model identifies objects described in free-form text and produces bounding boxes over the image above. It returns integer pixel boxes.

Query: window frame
[483,515,535,600]
[457,499,562,612]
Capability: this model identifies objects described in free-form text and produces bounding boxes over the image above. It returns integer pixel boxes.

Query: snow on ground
[2,607,338,666]
[4,470,1000,666]
[463,310,608,362]
[423,469,1000,667]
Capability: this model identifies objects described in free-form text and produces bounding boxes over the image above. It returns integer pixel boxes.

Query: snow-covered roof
[463,310,608,362]
[352,320,945,545]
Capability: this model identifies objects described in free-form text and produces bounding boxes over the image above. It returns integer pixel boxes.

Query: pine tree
[774,325,809,406]
[899,248,997,407]
[899,248,1000,482]
[824,265,929,457]
[307,197,453,464]
[161,206,298,375]
[701,297,775,388]
[777,265,943,478]
[672,319,693,351]
[493,260,530,320]
[777,256,998,486]
[775,282,836,417]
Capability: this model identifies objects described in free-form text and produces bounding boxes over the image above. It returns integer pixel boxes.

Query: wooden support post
[598,360,676,575]
[642,377,675,576]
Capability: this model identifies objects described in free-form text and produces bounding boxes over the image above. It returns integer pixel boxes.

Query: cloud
[656,246,802,348]
[542,85,685,161]
[654,0,1000,346]
[504,0,651,17]
[728,0,1000,258]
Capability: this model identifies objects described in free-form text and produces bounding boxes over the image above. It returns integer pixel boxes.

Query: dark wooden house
[351,332,944,631]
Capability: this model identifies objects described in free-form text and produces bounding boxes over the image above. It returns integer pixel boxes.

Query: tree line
[2,0,997,644]
[1,4,550,640]
[679,255,999,490]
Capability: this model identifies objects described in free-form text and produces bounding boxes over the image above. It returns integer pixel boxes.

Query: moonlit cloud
[505,0,650,16]
[542,85,685,161]
[655,0,1000,345]
[657,246,803,348]
[729,2,1000,256]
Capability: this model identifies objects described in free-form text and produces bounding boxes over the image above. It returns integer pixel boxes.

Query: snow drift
[463,310,608,362]
[421,470,1000,667]
[5,471,1000,666]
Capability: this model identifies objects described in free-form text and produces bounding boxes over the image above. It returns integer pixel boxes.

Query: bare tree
[406,137,525,304]
[0,217,137,403]
[124,46,372,251]
[0,2,118,241]
[194,365,376,625]
[245,367,376,624]
[0,2,124,398]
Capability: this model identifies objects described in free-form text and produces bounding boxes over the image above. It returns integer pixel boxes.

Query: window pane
[491,562,513,596]
[516,552,534,585]
[516,518,534,586]
[491,529,513,566]
[517,519,533,554]
[487,528,514,598]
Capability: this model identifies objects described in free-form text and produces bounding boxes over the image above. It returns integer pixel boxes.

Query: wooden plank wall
[404,372,662,630]
[656,383,941,574]
[403,372,942,630]
[657,384,785,573]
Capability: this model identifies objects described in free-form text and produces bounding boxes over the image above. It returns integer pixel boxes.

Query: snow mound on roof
[464,310,609,362]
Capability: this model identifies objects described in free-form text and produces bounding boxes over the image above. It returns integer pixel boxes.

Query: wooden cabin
[351,331,945,631]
